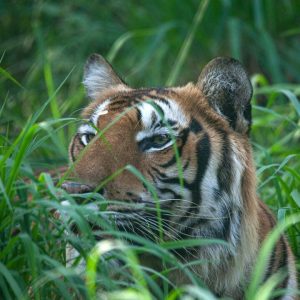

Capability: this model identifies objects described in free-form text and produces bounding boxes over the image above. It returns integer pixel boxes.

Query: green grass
[1,1,300,299]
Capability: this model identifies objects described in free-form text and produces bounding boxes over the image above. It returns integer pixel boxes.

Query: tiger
[62,54,298,299]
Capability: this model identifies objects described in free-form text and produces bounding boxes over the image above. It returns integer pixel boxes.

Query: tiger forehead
[84,88,175,111]
[105,88,177,110]
[136,98,189,129]
[86,90,190,128]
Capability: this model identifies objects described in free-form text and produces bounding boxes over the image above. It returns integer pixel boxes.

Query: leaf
[0,262,24,299]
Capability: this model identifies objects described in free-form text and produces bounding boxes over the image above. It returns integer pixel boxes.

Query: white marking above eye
[135,99,187,152]
[137,99,188,129]
[145,140,174,153]
[98,110,108,116]
[78,124,97,135]
[136,127,171,142]
[90,99,110,125]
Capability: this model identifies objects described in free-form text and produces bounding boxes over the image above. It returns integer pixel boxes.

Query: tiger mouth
[61,180,162,240]
[61,180,153,210]
[61,180,156,215]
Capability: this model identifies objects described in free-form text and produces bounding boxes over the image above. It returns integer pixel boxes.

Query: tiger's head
[65,54,257,246]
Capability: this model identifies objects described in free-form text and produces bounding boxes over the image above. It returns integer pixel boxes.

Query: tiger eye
[81,133,95,146]
[152,134,170,145]
[85,133,95,143]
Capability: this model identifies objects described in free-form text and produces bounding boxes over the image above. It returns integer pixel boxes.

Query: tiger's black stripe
[276,237,289,293]
[216,130,232,195]
[190,118,203,134]
[136,108,142,123]
[151,166,168,180]
[178,133,211,227]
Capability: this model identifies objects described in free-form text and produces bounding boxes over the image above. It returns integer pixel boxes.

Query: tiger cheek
[71,147,98,183]
[68,136,103,183]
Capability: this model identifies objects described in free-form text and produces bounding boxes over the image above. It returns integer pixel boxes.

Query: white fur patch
[90,99,111,125]
[200,147,220,214]
[136,127,171,142]
[138,99,187,129]
[230,140,245,207]
[78,124,97,135]
[83,64,114,99]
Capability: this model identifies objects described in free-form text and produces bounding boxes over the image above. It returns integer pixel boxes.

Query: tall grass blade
[107,29,158,63]
[0,67,24,89]
[0,262,24,299]
[166,0,209,86]
[246,214,300,299]
[5,124,39,197]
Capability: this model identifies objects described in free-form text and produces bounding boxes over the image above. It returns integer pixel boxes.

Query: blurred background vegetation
[1,0,300,124]
[0,0,299,298]
[1,0,299,178]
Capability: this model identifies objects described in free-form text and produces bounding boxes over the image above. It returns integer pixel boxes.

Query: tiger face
[63,54,297,298]
[67,54,253,242]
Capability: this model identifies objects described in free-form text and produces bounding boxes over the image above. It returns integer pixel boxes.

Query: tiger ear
[83,54,125,100]
[197,57,253,134]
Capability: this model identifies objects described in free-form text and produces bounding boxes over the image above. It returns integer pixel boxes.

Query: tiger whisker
[129,215,197,263]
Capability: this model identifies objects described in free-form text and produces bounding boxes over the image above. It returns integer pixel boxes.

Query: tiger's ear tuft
[197,57,253,134]
[83,54,125,100]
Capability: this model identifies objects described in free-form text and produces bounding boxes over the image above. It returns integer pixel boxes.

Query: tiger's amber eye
[152,134,170,145]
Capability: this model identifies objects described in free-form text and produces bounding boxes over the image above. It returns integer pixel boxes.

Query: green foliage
[0,0,299,299]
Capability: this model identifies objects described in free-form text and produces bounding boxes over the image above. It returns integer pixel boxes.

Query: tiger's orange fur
[63,54,297,299]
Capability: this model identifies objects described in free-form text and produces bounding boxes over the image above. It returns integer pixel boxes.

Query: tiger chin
[62,54,297,299]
